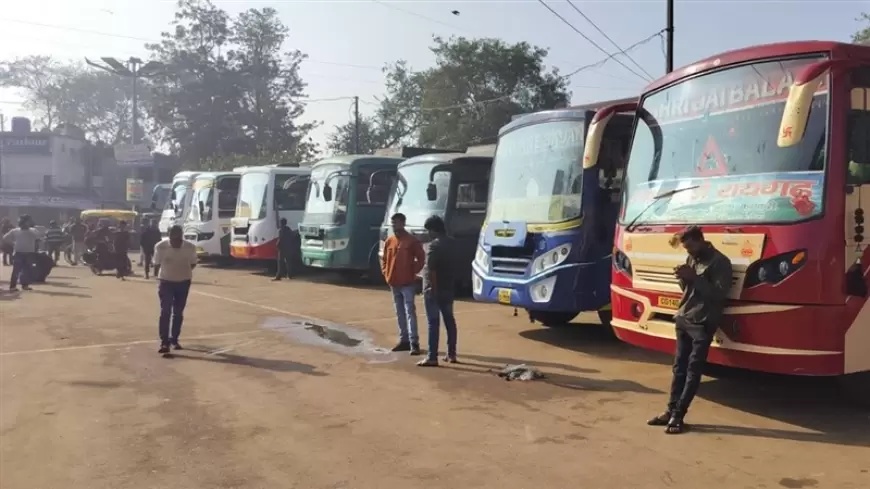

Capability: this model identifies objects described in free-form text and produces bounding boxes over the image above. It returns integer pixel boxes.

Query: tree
[147,0,316,167]
[325,116,384,155]
[0,56,148,144]
[855,13,870,44]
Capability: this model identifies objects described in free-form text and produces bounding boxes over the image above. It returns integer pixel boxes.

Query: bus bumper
[231,239,278,260]
[472,260,610,313]
[301,248,351,269]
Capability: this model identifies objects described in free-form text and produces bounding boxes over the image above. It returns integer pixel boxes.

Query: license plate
[657,296,681,309]
[309,259,324,268]
[497,288,512,305]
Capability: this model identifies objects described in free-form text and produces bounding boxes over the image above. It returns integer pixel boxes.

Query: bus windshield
[236,172,269,221]
[488,119,584,223]
[385,163,450,226]
[151,185,170,211]
[188,179,214,222]
[305,164,350,225]
[623,56,828,226]
[167,182,188,218]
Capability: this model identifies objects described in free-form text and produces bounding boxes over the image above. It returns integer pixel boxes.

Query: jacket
[381,232,425,287]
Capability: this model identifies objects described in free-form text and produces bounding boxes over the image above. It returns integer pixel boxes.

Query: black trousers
[668,318,715,416]
[275,250,294,279]
[115,251,129,278]
[142,252,154,278]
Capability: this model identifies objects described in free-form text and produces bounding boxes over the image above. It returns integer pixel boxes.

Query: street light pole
[666,0,674,74]
[85,57,163,145]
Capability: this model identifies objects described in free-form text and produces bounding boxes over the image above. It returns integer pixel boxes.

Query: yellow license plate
[497,288,512,305]
[657,296,681,309]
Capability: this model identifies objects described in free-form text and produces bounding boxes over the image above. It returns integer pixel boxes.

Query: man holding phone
[647,226,733,435]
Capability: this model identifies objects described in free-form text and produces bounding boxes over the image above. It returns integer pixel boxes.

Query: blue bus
[471,99,635,326]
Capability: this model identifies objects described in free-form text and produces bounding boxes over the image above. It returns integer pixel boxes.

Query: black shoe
[172,342,183,351]
[271,277,281,281]
[391,341,411,352]
[409,343,422,356]
[158,344,170,354]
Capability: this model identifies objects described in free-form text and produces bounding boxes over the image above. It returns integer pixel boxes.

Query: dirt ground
[0,259,868,489]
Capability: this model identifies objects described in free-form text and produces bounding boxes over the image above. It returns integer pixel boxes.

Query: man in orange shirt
[381,212,426,354]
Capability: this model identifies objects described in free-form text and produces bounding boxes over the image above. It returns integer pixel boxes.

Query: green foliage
[195,151,306,171]
[327,37,569,152]
[855,13,870,44]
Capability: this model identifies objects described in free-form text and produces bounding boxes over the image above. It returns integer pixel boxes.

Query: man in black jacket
[647,226,733,435]
[272,218,297,281]
[139,219,162,280]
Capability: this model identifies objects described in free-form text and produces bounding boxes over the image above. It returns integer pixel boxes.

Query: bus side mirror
[426,183,437,201]
[323,184,333,202]
[778,60,857,148]
[583,102,637,169]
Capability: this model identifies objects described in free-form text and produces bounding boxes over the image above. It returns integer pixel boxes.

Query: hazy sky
[0,0,864,149]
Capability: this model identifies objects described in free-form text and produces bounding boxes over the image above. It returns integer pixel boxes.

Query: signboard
[0,135,51,155]
[114,143,153,167]
[126,178,144,202]
[0,193,96,209]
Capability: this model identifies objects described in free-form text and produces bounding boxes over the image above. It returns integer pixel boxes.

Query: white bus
[157,171,200,237]
[230,166,311,260]
[183,171,241,261]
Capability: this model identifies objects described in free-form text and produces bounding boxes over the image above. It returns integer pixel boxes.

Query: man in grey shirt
[648,226,733,434]
[416,215,458,367]
[2,215,41,291]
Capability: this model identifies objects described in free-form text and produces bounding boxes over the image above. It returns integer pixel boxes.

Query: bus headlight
[613,248,632,277]
[531,244,571,274]
[474,246,489,271]
[744,249,807,288]
[472,273,483,295]
[322,239,349,251]
[530,275,557,303]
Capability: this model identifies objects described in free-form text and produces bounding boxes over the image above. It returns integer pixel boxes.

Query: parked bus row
[150,40,868,403]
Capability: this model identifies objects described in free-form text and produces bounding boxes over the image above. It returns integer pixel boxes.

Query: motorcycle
[81,244,132,276]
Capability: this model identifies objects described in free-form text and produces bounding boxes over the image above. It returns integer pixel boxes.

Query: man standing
[44,220,65,264]
[381,212,426,355]
[153,225,198,354]
[114,220,131,280]
[68,218,87,266]
[647,226,733,434]
[1,218,13,266]
[139,219,162,280]
[2,216,40,291]
[416,215,458,367]
[272,218,296,281]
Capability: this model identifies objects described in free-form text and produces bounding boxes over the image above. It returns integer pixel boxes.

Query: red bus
[584,41,870,402]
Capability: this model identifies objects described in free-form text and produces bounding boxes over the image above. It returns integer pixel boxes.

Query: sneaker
[8,287,19,292]
[271,277,281,281]
[442,355,458,364]
[21,285,32,291]
[158,344,170,354]
[172,342,183,351]
[391,341,411,352]
[416,358,438,367]
[409,343,422,356]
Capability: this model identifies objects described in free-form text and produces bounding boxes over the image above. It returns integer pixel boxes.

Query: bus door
[591,113,632,253]
[846,67,870,296]
[356,166,396,266]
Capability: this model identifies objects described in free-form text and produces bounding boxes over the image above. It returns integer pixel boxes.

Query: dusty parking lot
[0,260,868,489]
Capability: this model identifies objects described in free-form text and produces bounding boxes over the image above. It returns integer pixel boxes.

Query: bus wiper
[625,185,700,233]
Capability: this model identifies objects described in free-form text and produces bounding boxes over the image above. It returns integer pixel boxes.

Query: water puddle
[262,317,398,364]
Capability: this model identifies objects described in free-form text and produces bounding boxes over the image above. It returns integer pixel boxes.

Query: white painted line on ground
[0,331,250,357]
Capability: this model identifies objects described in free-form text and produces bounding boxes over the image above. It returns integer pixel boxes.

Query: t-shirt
[154,239,198,282]
[2,228,42,253]
[422,235,456,298]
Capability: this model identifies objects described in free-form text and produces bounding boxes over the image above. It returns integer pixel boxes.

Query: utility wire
[562,29,665,79]
[536,0,650,82]
[565,0,655,80]
[371,1,473,35]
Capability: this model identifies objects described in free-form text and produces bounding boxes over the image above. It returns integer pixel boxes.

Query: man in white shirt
[2,216,42,291]
[153,225,198,354]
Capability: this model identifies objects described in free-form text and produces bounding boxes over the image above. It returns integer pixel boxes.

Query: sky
[0,0,864,150]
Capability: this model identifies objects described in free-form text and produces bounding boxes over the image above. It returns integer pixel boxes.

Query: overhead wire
[535,0,651,83]
[565,0,655,80]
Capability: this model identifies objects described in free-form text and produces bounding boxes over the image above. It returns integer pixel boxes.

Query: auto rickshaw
[71,209,138,274]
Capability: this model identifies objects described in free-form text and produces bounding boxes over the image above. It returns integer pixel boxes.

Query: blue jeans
[423,291,457,360]
[158,280,192,345]
[391,285,418,344]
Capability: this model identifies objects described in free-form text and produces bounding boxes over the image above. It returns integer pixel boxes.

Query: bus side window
[276,176,307,211]
[358,169,394,205]
[848,68,870,185]
[217,178,240,218]
[455,182,487,210]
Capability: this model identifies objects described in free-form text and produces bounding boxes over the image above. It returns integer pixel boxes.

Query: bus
[584,41,870,401]
[378,149,494,292]
[471,100,635,326]
[183,171,241,261]
[299,155,404,276]
[156,171,200,237]
[150,183,171,213]
[230,166,311,261]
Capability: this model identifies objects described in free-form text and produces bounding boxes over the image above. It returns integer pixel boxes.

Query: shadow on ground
[170,345,327,376]
[518,322,672,366]
[694,368,870,447]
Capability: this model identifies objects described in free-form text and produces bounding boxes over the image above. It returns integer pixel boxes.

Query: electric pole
[666,0,674,73]
[353,96,361,154]
[85,57,163,144]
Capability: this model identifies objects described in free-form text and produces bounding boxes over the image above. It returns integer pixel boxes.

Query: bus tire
[532,311,579,327]
[838,372,870,407]
[597,309,613,326]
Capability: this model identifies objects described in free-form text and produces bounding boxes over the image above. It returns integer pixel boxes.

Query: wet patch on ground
[262,317,398,363]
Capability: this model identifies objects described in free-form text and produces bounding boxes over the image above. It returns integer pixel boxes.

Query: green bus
[299,155,404,276]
